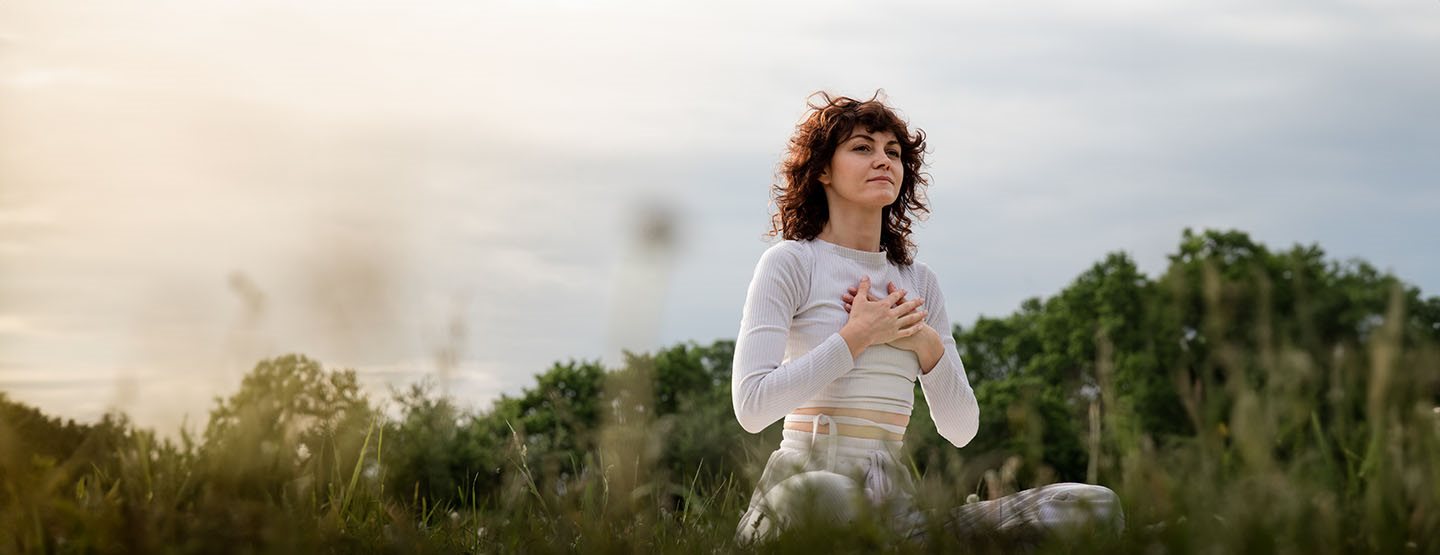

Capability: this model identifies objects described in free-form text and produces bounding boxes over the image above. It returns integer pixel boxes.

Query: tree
[201,354,377,502]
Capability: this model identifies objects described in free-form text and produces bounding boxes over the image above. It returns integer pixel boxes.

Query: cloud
[0,68,116,89]
[0,315,52,338]
[1,0,1436,435]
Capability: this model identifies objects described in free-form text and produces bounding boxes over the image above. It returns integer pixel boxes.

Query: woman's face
[818,128,903,210]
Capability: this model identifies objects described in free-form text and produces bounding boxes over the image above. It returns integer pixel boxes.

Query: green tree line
[2,228,1437,553]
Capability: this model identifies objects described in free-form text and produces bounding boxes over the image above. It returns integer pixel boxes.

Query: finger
[887,283,902,305]
[899,310,927,327]
[883,289,905,305]
[842,293,854,303]
[892,297,925,314]
[843,304,851,313]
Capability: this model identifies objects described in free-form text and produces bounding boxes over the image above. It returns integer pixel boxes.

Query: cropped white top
[730,238,980,448]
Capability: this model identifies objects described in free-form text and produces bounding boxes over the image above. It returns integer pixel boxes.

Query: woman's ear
[817,167,830,186]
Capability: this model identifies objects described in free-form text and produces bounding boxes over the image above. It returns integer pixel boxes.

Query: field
[2,229,1438,554]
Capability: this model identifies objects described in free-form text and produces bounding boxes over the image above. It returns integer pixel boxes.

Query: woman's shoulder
[904,258,941,290]
[755,238,815,268]
[750,240,816,299]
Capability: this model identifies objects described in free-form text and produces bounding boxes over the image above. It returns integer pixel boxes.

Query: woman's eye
[887,150,900,157]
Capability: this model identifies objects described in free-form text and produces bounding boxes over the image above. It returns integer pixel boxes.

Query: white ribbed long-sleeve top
[731,238,980,448]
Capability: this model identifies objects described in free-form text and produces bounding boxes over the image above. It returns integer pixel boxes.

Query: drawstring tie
[805,420,894,505]
[866,450,892,503]
[808,413,839,472]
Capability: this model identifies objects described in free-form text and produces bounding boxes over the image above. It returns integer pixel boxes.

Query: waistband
[783,413,907,435]
[779,429,904,455]
[779,411,906,472]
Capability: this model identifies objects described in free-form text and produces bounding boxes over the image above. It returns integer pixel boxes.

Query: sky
[1,0,1437,435]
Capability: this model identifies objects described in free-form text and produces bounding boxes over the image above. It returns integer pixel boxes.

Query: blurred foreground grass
[2,229,1437,553]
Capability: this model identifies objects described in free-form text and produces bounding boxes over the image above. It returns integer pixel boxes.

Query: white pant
[735,428,1125,545]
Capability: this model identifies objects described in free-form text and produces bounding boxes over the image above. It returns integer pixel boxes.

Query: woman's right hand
[838,276,926,357]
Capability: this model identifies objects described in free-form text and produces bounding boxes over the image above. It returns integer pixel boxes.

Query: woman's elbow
[940,409,979,448]
[731,394,770,434]
[736,414,769,434]
[943,422,978,448]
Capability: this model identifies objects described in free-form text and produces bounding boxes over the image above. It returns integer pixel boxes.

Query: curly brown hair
[767,90,931,266]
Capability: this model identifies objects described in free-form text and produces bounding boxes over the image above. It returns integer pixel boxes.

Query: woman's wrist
[838,325,868,360]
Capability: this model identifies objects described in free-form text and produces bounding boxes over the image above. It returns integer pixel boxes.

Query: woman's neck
[816,210,883,253]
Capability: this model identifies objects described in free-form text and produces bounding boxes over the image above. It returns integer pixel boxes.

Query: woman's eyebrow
[848,134,901,146]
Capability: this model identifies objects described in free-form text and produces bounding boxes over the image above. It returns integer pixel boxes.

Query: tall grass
[2,261,1437,553]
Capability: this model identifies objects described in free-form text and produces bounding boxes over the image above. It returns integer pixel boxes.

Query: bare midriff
[784,406,909,441]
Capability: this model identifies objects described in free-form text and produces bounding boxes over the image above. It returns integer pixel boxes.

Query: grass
[2,280,1438,554]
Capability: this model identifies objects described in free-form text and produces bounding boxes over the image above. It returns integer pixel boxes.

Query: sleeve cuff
[821,331,856,372]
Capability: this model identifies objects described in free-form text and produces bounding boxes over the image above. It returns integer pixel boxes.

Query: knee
[767,471,861,514]
[738,471,863,545]
[1069,484,1117,503]
[1056,484,1124,532]
[763,471,862,527]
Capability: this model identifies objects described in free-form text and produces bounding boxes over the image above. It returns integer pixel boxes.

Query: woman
[731,91,1124,545]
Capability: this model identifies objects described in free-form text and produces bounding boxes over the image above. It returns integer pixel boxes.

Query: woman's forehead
[843,128,899,143]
